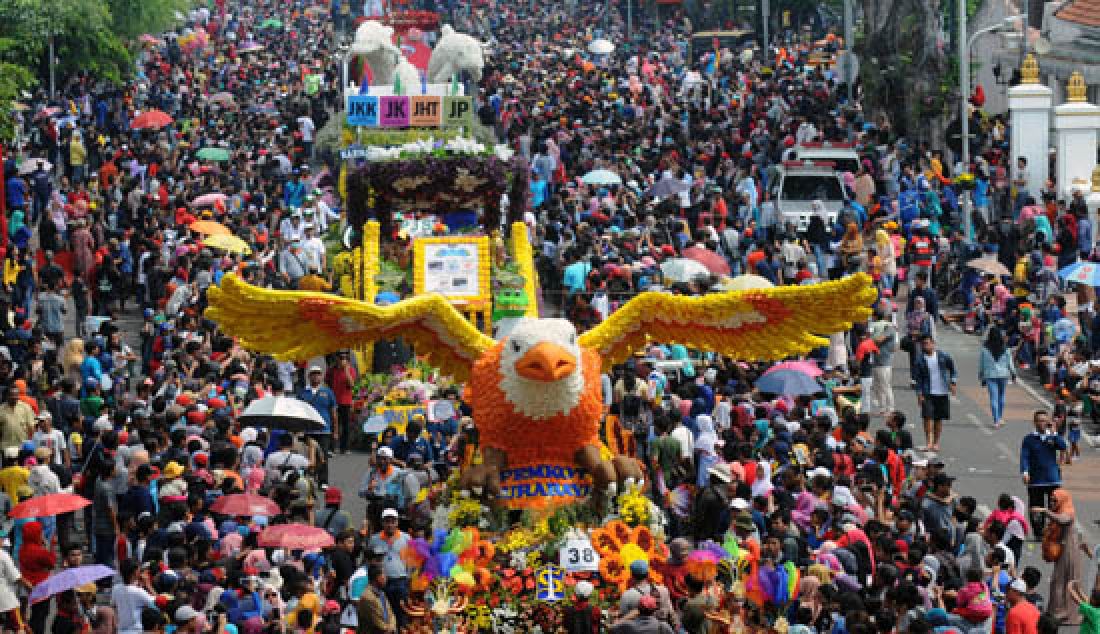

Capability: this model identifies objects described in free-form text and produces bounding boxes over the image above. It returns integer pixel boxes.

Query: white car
[768,161,847,233]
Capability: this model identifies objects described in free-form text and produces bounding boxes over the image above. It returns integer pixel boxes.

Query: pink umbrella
[192,192,228,207]
[682,246,731,275]
[259,524,335,550]
[763,360,823,378]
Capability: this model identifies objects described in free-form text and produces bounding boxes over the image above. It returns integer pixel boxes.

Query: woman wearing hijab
[978,326,1017,428]
[1035,488,1084,625]
[874,229,897,293]
[838,222,863,270]
[693,414,719,487]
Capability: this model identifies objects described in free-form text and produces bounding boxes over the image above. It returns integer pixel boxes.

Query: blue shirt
[298,385,337,431]
[5,177,25,208]
[563,261,591,294]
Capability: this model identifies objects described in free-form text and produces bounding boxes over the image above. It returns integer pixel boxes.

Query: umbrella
[192,192,228,207]
[196,147,231,162]
[192,191,226,206]
[660,258,711,283]
[29,566,115,604]
[138,34,162,45]
[190,220,232,236]
[10,493,90,519]
[18,158,51,175]
[239,396,327,432]
[239,42,265,53]
[966,256,1011,277]
[645,174,689,200]
[581,169,622,186]
[763,360,823,378]
[210,493,281,516]
[130,109,174,130]
[207,92,236,105]
[682,246,731,275]
[754,369,822,396]
[1059,261,1100,286]
[260,18,283,28]
[718,274,775,291]
[588,38,615,54]
[259,523,335,550]
[204,233,252,255]
[34,107,60,120]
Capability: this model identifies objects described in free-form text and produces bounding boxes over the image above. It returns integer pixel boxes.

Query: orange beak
[515,341,577,382]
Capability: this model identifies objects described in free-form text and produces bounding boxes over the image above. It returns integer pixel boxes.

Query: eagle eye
[511,340,521,353]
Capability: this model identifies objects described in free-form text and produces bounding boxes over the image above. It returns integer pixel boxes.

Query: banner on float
[346,95,472,128]
[369,403,428,434]
[497,464,593,509]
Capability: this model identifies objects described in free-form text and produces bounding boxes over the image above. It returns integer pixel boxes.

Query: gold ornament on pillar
[1068,71,1088,103]
[1091,165,1100,193]
[1020,53,1040,85]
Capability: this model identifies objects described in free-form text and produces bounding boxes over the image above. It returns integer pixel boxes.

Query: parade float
[207,265,874,630]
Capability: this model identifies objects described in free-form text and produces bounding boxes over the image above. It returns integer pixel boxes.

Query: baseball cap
[381,508,399,519]
[174,606,199,623]
[308,365,323,374]
[1008,578,1027,594]
[730,498,750,511]
[911,458,929,468]
[575,581,594,598]
[376,446,394,459]
[629,559,649,576]
[324,486,342,504]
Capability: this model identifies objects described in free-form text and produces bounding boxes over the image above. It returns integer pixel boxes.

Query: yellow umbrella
[203,233,251,255]
[189,220,232,236]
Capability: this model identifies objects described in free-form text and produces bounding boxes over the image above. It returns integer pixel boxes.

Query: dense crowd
[1,0,1100,633]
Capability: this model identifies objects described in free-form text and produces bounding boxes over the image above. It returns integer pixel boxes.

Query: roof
[1057,0,1100,28]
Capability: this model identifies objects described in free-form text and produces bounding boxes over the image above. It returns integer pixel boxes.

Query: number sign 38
[559,538,600,572]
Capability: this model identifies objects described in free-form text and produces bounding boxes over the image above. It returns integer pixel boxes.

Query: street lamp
[959,10,1021,240]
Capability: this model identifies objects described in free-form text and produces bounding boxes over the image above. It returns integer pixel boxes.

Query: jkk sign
[346,95,472,128]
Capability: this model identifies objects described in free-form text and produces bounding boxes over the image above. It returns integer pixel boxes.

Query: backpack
[563,603,598,634]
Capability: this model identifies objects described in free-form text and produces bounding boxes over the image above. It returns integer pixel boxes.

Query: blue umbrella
[30,565,115,603]
[754,369,822,396]
[581,169,622,186]
[1059,261,1100,286]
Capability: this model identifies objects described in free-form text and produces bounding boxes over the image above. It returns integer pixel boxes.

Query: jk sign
[346,95,471,128]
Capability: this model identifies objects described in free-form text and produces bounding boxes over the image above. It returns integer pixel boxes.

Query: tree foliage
[0,0,184,138]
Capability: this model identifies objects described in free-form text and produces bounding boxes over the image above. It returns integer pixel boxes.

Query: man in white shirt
[297,115,315,158]
[301,224,326,272]
[32,412,67,468]
[279,212,304,243]
[112,559,156,634]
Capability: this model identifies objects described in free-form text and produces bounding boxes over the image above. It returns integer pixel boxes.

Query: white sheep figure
[427,24,486,84]
[350,20,401,85]
[394,56,422,93]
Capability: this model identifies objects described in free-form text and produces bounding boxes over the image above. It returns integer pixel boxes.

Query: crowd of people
[0,0,1099,633]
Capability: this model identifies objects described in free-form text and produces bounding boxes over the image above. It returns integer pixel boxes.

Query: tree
[107,0,188,40]
[856,0,951,146]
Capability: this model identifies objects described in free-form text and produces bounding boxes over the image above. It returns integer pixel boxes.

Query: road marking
[967,412,994,436]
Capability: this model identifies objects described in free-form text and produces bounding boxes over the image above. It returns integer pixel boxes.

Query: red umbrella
[258,524,335,550]
[10,493,90,519]
[763,360,823,378]
[682,246,731,275]
[210,493,281,517]
[131,109,174,130]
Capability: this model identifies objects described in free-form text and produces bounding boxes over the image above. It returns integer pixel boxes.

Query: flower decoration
[590,520,668,591]
[616,483,651,527]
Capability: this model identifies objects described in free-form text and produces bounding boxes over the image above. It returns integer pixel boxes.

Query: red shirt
[327,364,358,406]
[1005,600,1040,634]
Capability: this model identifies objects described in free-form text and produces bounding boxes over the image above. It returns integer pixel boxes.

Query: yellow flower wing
[578,273,877,369]
[205,274,494,381]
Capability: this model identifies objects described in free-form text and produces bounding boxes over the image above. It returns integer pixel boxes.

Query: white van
[769,161,847,232]
[788,142,861,174]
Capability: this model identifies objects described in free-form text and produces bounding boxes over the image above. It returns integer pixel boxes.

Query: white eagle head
[498,318,585,420]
